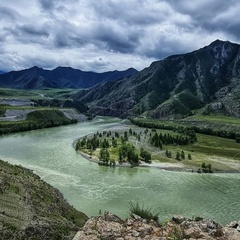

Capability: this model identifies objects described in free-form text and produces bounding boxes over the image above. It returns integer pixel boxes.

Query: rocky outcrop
[73,212,240,240]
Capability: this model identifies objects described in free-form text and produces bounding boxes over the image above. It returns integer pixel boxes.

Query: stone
[132,230,140,237]
[228,221,239,228]
[172,215,185,224]
[194,216,204,222]
[132,213,142,220]
[104,211,122,223]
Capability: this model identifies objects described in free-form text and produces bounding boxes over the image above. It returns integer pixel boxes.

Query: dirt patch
[0,109,34,121]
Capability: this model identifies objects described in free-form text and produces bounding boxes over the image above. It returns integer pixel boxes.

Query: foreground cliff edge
[0,159,88,240]
[74,212,240,240]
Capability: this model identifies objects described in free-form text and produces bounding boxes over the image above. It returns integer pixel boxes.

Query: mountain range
[0,40,240,119]
[74,40,240,118]
[0,66,137,89]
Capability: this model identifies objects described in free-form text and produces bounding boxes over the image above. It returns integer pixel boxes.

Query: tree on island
[140,148,152,163]
[99,148,110,165]
[119,143,139,165]
[176,152,181,161]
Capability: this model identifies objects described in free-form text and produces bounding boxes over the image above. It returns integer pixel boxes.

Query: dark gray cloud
[0,0,240,72]
[0,6,19,21]
[19,24,49,38]
[38,0,56,11]
[168,0,240,39]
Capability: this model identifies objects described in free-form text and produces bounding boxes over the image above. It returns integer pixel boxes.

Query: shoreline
[77,149,240,174]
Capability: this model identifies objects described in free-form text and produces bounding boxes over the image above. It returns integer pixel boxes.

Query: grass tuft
[129,202,159,222]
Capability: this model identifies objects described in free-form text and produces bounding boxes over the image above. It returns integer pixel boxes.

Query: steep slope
[0,66,137,89]
[0,159,88,239]
[75,40,240,118]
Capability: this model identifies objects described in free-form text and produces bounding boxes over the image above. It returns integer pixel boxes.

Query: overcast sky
[0,0,240,72]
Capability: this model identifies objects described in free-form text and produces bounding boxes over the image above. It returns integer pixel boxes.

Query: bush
[129,202,159,222]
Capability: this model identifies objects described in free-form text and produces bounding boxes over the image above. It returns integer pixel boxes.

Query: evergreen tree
[176,152,181,160]
[99,148,110,165]
[181,151,185,160]
[140,148,151,162]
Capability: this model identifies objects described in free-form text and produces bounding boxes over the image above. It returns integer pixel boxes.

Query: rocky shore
[73,212,240,240]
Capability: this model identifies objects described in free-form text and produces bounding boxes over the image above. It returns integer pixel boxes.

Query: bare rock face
[73,212,240,240]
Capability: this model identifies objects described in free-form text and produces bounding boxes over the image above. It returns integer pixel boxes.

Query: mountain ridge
[75,39,240,118]
[0,66,138,89]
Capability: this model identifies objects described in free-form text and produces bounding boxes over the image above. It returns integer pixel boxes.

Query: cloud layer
[0,0,240,72]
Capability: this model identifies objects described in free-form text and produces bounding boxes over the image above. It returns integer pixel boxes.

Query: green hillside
[0,159,88,239]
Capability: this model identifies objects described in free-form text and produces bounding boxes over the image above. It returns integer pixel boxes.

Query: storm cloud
[0,0,240,72]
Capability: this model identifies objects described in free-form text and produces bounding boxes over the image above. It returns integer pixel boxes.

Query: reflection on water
[0,117,239,224]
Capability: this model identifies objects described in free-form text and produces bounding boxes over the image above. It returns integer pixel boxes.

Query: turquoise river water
[0,117,239,224]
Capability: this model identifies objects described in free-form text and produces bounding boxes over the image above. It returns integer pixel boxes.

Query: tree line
[0,118,77,135]
[150,131,196,149]
[130,118,239,143]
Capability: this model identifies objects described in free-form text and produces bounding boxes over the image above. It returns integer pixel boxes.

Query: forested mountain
[0,66,137,89]
[75,40,240,118]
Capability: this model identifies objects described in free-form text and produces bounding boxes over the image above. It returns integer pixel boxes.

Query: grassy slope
[0,87,85,135]
[130,117,240,171]
[0,109,77,135]
[0,88,79,100]
[0,159,88,240]
[79,116,240,172]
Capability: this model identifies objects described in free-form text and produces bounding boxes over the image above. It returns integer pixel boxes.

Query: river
[0,117,239,225]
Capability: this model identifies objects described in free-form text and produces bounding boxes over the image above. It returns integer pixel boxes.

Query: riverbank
[77,149,215,175]
[77,145,240,173]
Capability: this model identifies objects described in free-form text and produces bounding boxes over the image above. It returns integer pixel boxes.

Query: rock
[172,215,185,224]
[195,216,204,222]
[132,229,140,237]
[73,213,240,240]
[132,213,142,220]
[104,211,122,223]
[228,221,239,228]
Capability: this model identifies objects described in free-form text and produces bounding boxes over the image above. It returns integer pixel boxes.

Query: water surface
[0,117,239,224]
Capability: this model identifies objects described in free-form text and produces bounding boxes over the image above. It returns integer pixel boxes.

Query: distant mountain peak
[210,39,224,45]
[0,66,138,89]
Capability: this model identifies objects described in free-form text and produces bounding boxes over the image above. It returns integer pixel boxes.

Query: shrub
[129,202,159,222]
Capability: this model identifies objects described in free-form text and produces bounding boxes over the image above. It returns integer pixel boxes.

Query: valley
[0,118,240,226]
[0,39,240,239]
